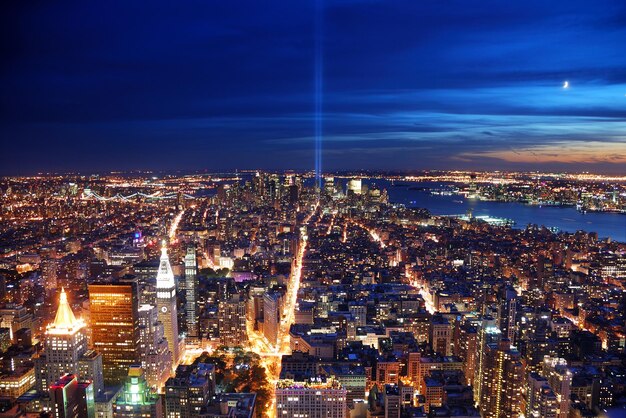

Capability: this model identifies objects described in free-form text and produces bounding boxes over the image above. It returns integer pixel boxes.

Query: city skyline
[2,1,626,175]
[0,171,625,417]
[1,2,626,417]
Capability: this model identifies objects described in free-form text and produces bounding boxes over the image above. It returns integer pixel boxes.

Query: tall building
[156,244,180,365]
[526,372,558,418]
[89,281,141,385]
[478,339,525,418]
[39,288,88,395]
[137,304,172,390]
[324,177,335,196]
[542,357,572,418]
[263,292,280,347]
[474,319,502,403]
[36,290,104,403]
[384,384,401,418]
[458,323,478,386]
[348,304,366,327]
[347,178,362,196]
[113,366,163,418]
[41,258,59,298]
[275,377,347,418]
[184,245,198,340]
[498,285,518,343]
[49,374,95,418]
[78,350,104,397]
[164,362,215,418]
[217,294,247,347]
[430,315,453,356]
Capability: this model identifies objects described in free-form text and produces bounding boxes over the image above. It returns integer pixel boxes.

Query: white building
[156,244,180,365]
[36,289,104,397]
[40,288,88,393]
[138,304,173,390]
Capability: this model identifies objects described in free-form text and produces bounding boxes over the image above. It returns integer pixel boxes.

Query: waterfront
[367,179,626,242]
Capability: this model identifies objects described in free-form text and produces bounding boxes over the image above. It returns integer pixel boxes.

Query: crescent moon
[563,81,569,89]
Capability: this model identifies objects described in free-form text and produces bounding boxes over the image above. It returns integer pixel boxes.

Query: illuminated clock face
[161,306,168,313]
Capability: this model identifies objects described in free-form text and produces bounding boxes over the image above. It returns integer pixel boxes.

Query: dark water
[363,179,626,242]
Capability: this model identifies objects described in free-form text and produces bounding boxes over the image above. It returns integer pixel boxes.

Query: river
[362,179,626,243]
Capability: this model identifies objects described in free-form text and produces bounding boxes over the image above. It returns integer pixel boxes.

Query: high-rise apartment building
[156,244,180,365]
[474,319,502,403]
[89,281,141,385]
[542,357,572,418]
[478,339,525,418]
[526,372,558,418]
[498,285,518,343]
[384,384,401,418]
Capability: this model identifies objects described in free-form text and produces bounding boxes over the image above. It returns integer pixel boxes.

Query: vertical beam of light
[314,0,323,190]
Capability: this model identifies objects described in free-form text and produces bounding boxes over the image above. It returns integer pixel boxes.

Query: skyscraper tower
[89,281,141,385]
[138,304,172,390]
[474,318,502,403]
[263,292,280,347]
[498,285,518,343]
[542,357,572,418]
[478,339,525,418]
[39,288,87,394]
[156,243,180,365]
[184,245,198,340]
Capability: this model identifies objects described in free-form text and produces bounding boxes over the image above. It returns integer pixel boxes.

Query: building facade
[275,378,347,418]
[89,281,141,385]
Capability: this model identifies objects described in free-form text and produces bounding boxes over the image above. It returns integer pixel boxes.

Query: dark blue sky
[2,0,626,175]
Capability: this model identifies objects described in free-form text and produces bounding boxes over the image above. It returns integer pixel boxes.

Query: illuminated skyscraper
[323,176,335,196]
[35,289,104,394]
[89,281,141,385]
[36,289,104,401]
[156,244,180,365]
[184,245,198,340]
[137,304,172,390]
[113,366,163,418]
[526,372,558,418]
[49,374,95,418]
[474,319,502,403]
[347,178,362,196]
[263,292,280,347]
[478,339,525,418]
[498,285,518,343]
[542,357,572,418]
[41,258,59,298]
[39,289,88,395]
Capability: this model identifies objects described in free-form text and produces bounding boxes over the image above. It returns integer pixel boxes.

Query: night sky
[2,0,626,175]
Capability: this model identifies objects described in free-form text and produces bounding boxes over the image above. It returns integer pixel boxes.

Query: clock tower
[156,242,180,365]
